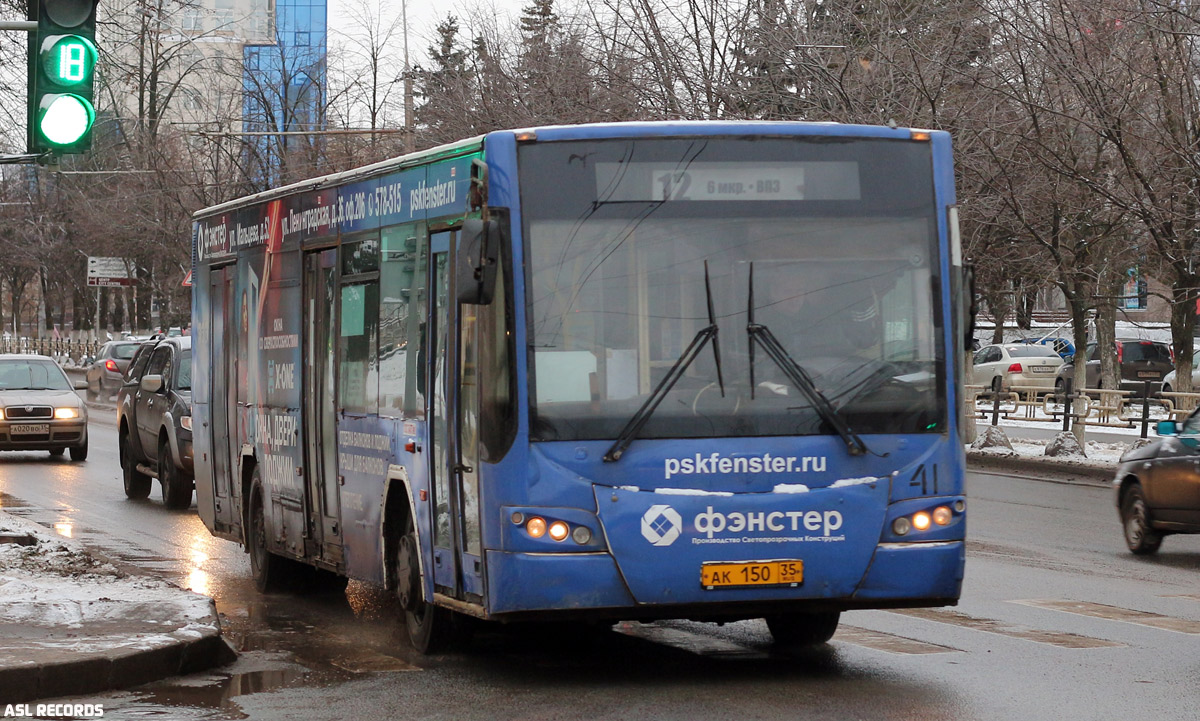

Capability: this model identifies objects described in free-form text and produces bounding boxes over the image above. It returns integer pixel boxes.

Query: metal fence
[968,383,1200,437]
[0,338,103,364]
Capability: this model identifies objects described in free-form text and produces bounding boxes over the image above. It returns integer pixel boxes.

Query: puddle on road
[125,667,308,719]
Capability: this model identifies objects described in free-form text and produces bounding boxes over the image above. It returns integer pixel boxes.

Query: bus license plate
[10,424,49,435]
[701,560,803,589]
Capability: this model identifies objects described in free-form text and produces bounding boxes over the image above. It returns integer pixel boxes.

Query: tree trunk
[1095,273,1120,391]
[1170,279,1197,395]
[1069,296,1090,445]
[1016,285,1034,330]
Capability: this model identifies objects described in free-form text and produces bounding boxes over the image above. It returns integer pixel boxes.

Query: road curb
[0,601,236,701]
[967,450,1114,486]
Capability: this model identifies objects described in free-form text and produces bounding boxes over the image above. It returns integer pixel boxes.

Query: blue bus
[191,121,971,652]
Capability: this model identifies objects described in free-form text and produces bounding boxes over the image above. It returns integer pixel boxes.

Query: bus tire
[765,611,841,647]
[160,439,192,510]
[1121,484,1162,555]
[121,432,152,499]
[249,474,290,593]
[394,512,453,653]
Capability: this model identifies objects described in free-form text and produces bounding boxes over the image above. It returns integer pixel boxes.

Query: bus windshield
[520,136,944,442]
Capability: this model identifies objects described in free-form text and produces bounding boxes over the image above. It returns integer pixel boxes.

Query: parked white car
[972,343,1064,391]
[1162,349,1200,393]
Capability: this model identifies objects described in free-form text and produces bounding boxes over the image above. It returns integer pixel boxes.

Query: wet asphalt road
[1,413,1199,720]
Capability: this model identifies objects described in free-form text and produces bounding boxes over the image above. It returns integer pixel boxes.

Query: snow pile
[0,510,218,638]
[0,511,125,581]
[971,425,1015,455]
[971,437,1131,465]
[1045,431,1087,458]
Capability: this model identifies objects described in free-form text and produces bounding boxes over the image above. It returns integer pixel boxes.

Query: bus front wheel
[395,514,453,653]
[765,611,841,647]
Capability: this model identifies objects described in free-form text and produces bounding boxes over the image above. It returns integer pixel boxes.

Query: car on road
[1113,409,1200,554]
[117,336,194,509]
[84,340,142,400]
[971,343,1064,392]
[1055,339,1174,395]
[0,354,88,460]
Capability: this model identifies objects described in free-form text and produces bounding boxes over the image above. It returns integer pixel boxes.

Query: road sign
[86,256,134,287]
[182,269,192,287]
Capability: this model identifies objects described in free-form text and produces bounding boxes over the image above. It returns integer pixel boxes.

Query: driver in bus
[753,259,883,394]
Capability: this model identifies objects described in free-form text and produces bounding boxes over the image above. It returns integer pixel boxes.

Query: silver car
[971,343,1064,392]
[0,354,89,460]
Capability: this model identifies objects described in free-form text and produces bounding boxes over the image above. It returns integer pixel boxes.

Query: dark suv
[117,336,194,509]
[1055,339,1175,395]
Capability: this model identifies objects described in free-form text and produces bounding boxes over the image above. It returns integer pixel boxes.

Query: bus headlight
[933,506,953,526]
[892,517,912,536]
[526,517,547,538]
[548,521,570,542]
[912,512,932,531]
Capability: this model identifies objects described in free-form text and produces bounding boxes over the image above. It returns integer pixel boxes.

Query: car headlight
[180,415,192,431]
[54,407,80,419]
[0,407,5,420]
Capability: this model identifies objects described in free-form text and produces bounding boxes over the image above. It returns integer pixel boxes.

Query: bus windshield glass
[520,136,944,442]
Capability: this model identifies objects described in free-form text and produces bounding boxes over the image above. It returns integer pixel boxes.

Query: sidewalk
[0,510,233,702]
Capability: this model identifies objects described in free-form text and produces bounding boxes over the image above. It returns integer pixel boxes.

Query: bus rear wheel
[395,514,453,653]
[249,475,293,593]
[765,611,841,647]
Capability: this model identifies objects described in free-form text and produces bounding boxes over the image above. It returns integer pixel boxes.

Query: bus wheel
[395,514,452,653]
[765,611,841,647]
[249,475,288,593]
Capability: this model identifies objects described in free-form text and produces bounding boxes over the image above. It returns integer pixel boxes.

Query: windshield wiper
[604,262,725,462]
[746,263,869,457]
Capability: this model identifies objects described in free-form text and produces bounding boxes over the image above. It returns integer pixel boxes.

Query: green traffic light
[38,93,95,146]
[40,34,96,86]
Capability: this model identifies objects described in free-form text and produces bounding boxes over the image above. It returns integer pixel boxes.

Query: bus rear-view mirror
[457,218,499,305]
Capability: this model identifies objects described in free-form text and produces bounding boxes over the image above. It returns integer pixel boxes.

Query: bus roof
[192,134,485,221]
[193,120,941,221]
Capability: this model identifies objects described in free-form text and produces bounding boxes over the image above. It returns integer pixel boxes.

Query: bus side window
[340,230,380,416]
[379,222,427,417]
[340,281,379,415]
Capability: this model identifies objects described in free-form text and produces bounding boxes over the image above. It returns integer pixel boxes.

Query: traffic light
[28,0,99,155]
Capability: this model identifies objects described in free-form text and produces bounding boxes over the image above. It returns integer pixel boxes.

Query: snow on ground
[971,435,1130,464]
[0,510,216,638]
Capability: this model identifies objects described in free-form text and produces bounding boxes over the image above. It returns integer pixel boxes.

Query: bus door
[209,265,237,530]
[303,249,343,562]
[428,229,484,600]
